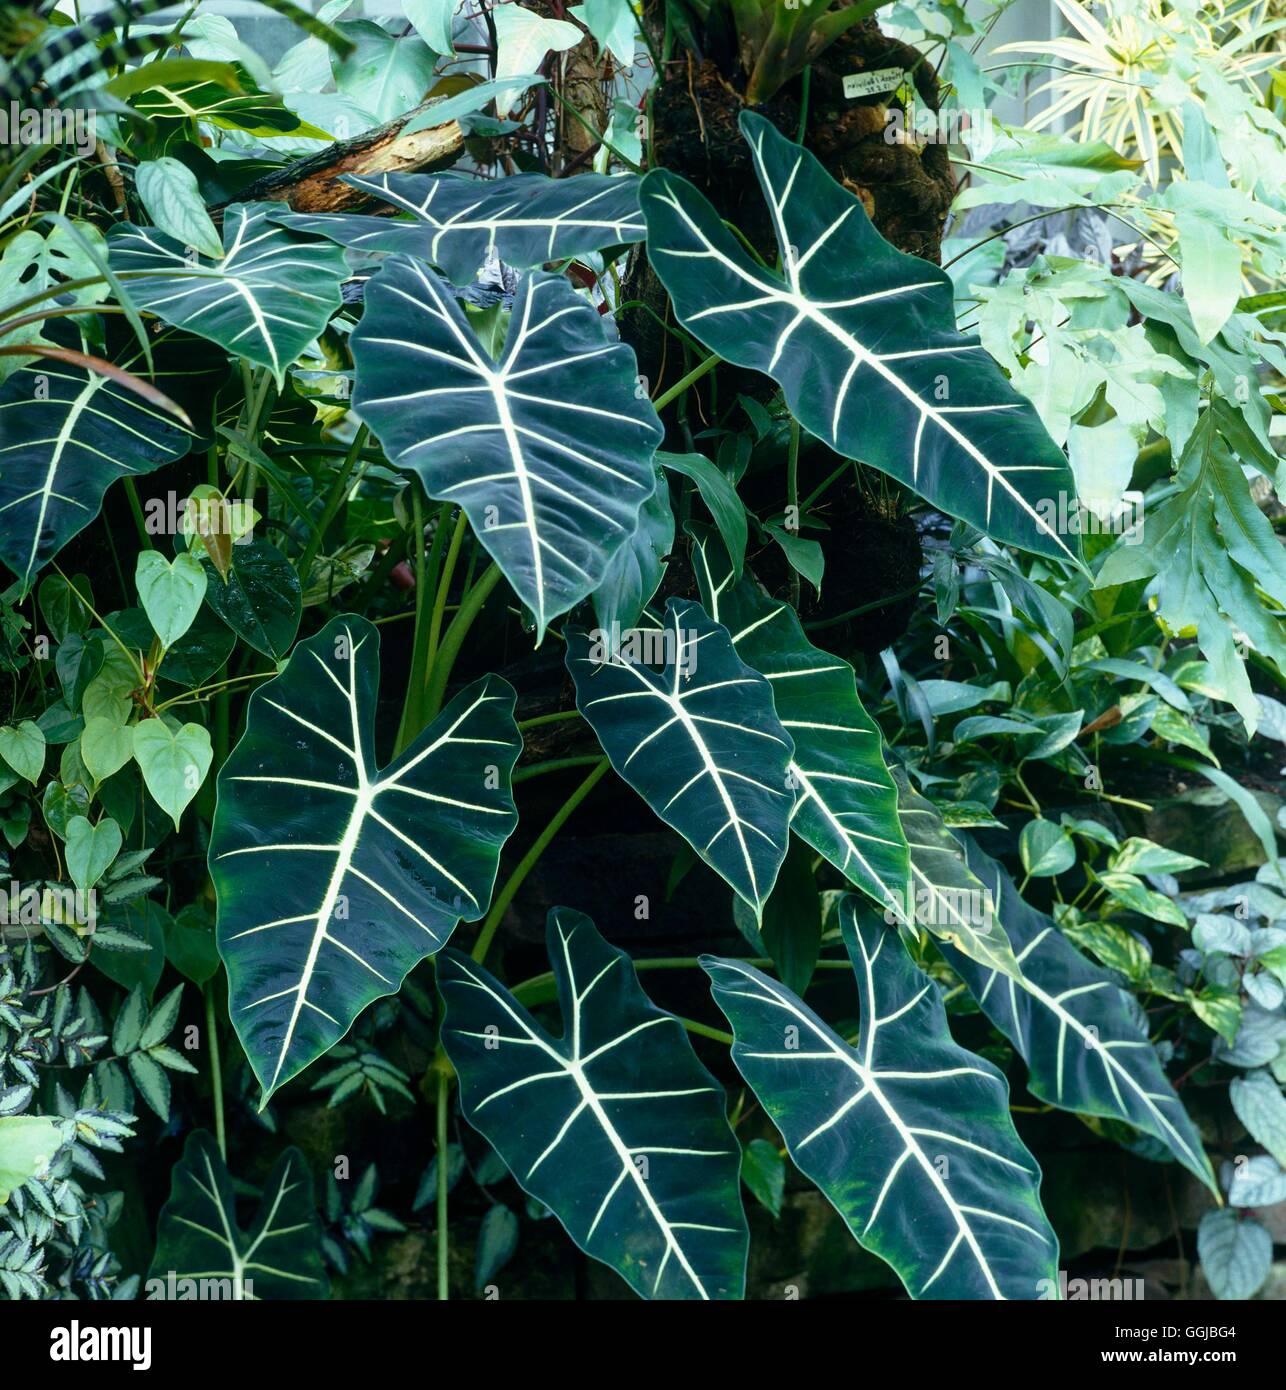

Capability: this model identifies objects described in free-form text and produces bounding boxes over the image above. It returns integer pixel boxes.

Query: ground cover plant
[1,0,1286,1303]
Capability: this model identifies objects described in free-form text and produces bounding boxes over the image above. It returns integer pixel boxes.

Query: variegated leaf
[275,170,645,282]
[210,615,520,1102]
[439,907,747,1299]
[351,259,661,642]
[704,898,1059,1299]
[640,113,1082,565]
[689,521,908,911]
[108,204,346,383]
[566,598,794,913]
[946,835,1217,1193]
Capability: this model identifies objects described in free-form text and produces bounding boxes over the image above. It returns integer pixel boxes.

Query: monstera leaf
[210,615,520,1102]
[108,204,347,383]
[148,1130,327,1299]
[566,598,794,913]
[689,522,908,911]
[894,767,1024,982]
[275,170,645,283]
[0,349,192,592]
[641,114,1081,565]
[704,899,1059,1299]
[351,258,661,641]
[438,908,748,1300]
[946,836,1217,1193]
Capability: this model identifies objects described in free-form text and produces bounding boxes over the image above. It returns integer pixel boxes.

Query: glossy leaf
[108,204,347,384]
[566,598,794,913]
[210,615,520,1101]
[690,522,908,912]
[439,907,748,1299]
[704,899,1058,1298]
[276,170,644,283]
[0,351,192,592]
[148,1130,328,1299]
[945,836,1217,1193]
[893,767,1024,981]
[641,113,1081,564]
[199,539,301,660]
[351,259,661,641]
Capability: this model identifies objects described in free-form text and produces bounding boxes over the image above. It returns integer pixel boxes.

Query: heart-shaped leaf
[351,259,662,641]
[0,1116,62,1203]
[439,908,748,1299]
[0,720,45,784]
[276,170,645,283]
[148,1130,328,1299]
[566,598,795,913]
[209,615,521,1102]
[136,549,207,648]
[65,814,122,891]
[640,113,1082,564]
[108,204,347,384]
[690,522,908,912]
[945,835,1217,1193]
[0,350,192,592]
[704,899,1059,1299]
[80,715,134,784]
[132,718,213,831]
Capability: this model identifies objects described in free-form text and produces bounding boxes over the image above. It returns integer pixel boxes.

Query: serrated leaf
[640,113,1082,564]
[210,616,520,1102]
[351,260,662,642]
[1230,1069,1286,1167]
[566,598,794,913]
[704,899,1058,1299]
[439,908,748,1300]
[127,1049,171,1119]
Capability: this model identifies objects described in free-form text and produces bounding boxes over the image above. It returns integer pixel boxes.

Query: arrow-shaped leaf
[945,835,1217,1193]
[351,259,662,641]
[566,598,794,913]
[689,522,908,910]
[148,1130,328,1299]
[275,170,645,283]
[439,907,748,1300]
[704,899,1059,1299]
[108,204,347,383]
[893,766,1024,982]
[0,349,192,591]
[209,615,520,1102]
[640,113,1081,564]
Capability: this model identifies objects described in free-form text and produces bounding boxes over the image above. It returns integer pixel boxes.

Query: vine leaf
[210,615,520,1103]
[438,907,748,1300]
[566,598,795,914]
[689,522,908,910]
[945,835,1218,1194]
[640,113,1082,565]
[351,259,662,642]
[148,1130,328,1299]
[275,170,645,283]
[704,898,1060,1299]
[107,204,347,384]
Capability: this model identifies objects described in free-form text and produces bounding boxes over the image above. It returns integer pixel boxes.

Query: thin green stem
[204,984,226,1162]
[122,478,153,550]
[395,490,431,756]
[472,758,610,964]
[653,352,720,411]
[421,563,503,725]
[297,424,369,580]
[512,754,604,784]
[425,509,469,680]
[436,1067,450,1301]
